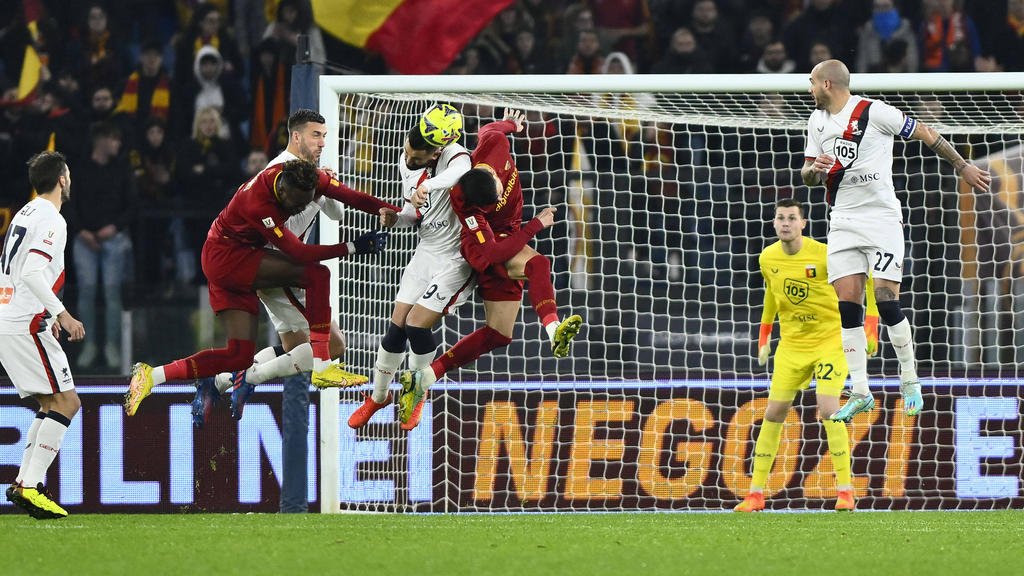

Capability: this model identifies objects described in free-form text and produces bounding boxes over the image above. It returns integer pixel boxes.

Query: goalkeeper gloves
[353,230,389,255]
[864,315,879,357]
[757,345,770,366]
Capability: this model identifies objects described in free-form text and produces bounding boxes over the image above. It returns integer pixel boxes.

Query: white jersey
[804,95,917,221]
[267,150,346,242]
[397,143,471,255]
[0,198,68,334]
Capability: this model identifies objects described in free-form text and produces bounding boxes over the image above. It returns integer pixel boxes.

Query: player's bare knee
[817,395,840,418]
[764,401,791,422]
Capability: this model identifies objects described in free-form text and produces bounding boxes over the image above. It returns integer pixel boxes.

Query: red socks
[163,338,256,381]
[430,326,512,379]
[301,264,332,360]
[524,254,559,326]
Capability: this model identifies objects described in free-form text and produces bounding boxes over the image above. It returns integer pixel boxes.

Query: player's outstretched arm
[461,207,555,272]
[317,172,401,216]
[257,218,356,262]
[912,122,991,191]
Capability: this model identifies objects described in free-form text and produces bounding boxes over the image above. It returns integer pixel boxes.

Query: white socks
[16,414,44,485]
[545,321,559,344]
[22,414,70,486]
[247,343,314,385]
[372,346,405,403]
[152,366,166,386]
[417,364,438,393]
[841,327,870,396]
[887,318,918,381]
[215,346,286,393]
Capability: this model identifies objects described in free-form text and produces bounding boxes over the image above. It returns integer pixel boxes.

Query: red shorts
[477,263,524,302]
[201,238,265,314]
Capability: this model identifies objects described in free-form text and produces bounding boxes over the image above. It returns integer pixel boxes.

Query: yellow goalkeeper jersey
[759,237,876,350]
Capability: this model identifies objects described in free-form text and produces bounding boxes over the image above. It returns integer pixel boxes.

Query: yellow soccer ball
[419,103,463,147]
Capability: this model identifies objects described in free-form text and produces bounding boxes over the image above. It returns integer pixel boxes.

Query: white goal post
[317,73,1024,514]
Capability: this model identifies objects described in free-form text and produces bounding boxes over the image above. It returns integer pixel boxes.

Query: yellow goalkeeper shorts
[768,340,848,402]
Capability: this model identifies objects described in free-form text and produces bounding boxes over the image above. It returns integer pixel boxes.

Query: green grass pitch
[2,511,1022,575]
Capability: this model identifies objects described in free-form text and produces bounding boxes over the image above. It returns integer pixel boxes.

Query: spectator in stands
[172,45,248,149]
[50,69,84,114]
[243,148,269,179]
[85,84,119,129]
[234,0,272,60]
[567,30,606,74]
[68,121,136,369]
[808,41,833,68]
[505,29,548,74]
[590,0,654,71]
[173,3,244,83]
[757,40,796,73]
[28,83,83,160]
[447,45,484,75]
[856,0,919,73]
[783,0,858,71]
[174,106,238,284]
[919,0,982,72]
[114,40,171,144]
[249,38,290,151]
[64,4,130,93]
[877,38,915,73]
[651,28,712,74]
[988,0,1024,71]
[738,14,776,73]
[555,4,599,72]
[263,0,325,72]
[520,0,557,56]
[129,116,177,293]
[689,0,737,73]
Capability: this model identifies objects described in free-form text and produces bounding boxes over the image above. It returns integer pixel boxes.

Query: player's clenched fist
[811,154,835,174]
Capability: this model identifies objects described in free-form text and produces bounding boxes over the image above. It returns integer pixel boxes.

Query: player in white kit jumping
[1,152,86,519]
[348,103,476,431]
[800,60,991,421]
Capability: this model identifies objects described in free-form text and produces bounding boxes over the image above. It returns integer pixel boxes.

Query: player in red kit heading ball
[397,109,582,428]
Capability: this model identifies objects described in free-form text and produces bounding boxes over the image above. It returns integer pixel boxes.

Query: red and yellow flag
[312,0,514,74]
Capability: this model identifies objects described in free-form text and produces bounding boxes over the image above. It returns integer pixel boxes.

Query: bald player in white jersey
[1,151,85,519]
[348,107,475,430]
[801,59,991,422]
[194,109,395,425]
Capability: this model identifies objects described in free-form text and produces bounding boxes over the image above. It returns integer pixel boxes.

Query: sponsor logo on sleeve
[465,216,479,230]
[476,231,486,244]
[273,227,284,238]
[262,217,275,228]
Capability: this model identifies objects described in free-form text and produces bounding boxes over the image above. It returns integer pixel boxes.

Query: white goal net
[317,73,1024,513]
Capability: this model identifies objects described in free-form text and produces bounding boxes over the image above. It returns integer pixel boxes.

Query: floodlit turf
[1,511,1022,575]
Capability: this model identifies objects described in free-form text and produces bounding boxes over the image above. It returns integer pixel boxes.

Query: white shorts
[259,287,309,334]
[395,249,476,314]
[0,331,75,398]
[827,214,906,283]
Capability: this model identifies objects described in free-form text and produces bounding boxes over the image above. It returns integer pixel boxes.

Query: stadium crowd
[0,0,1017,373]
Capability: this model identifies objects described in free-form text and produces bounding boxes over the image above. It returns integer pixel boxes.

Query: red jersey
[208,164,398,263]
[451,120,543,273]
